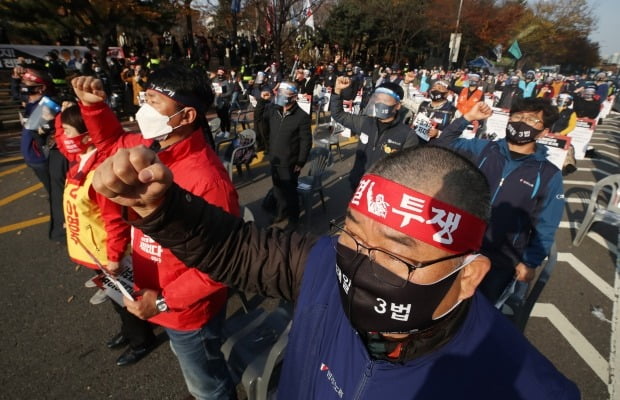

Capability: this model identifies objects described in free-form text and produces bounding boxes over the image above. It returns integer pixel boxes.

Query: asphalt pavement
[0,112,618,399]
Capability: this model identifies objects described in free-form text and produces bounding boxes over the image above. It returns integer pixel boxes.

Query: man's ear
[181,107,197,125]
[457,255,491,301]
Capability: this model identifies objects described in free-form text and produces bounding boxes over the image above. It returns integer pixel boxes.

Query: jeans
[166,310,237,400]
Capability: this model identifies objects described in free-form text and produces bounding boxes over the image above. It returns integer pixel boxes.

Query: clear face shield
[275,83,298,107]
[582,88,596,101]
[363,88,400,120]
[556,94,572,108]
[24,96,61,131]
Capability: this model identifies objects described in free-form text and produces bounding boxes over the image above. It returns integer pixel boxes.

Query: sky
[589,0,620,56]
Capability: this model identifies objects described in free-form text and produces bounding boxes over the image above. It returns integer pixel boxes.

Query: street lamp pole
[449,0,464,69]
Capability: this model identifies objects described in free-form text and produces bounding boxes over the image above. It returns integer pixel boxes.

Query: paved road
[0,113,618,399]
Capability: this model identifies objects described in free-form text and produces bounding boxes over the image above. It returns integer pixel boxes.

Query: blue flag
[508,40,522,60]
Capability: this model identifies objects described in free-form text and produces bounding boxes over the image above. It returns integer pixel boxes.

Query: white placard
[485,108,510,139]
[568,120,595,160]
[536,133,572,170]
[412,112,433,141]
[599,96,613,120]
[297,94,311,115]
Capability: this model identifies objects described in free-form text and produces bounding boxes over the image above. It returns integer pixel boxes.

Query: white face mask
[135,103,184,141]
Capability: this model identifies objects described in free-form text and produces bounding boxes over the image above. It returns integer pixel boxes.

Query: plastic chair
[313,123,342,161]
[572,174,620,246]
[500,243,558,332]
[209,117,222,137]
[231,103,255,134]
[221,129,257,181]
[297,147,331,223]
[222,302,293,400]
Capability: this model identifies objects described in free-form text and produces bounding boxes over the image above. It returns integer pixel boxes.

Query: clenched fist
[93,145,173,217]
[334,76,351,95]
[71,75,107,106]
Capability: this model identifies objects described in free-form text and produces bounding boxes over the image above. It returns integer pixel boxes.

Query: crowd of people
[12,33,618,398]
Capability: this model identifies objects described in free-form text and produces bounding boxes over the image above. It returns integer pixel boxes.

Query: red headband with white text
[348,174,487,253]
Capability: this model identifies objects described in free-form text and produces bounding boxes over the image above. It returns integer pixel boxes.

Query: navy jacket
[435,117,565,270]
[132,191,580,400]
[278,237,579,399]
[330,93,418,188]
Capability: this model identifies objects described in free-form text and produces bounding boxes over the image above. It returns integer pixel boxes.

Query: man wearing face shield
[331,77,418,190]
[92,144,579,399]
[436,99,564,305]
[71,65,239,399]
[255,81,312,230]
[19,66,68,241]
[572,85,602,119]
[496,75,524,110]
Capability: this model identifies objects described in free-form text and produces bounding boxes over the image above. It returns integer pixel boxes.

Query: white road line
[557,253,614,301]
[593,144,620,150]
[531,303,609,384]
[595,150,620,159]
[585,159,619,168]
[609,232,619,399]
[558,221,618,254]
[571,167,612,175]
[564,180,595,186]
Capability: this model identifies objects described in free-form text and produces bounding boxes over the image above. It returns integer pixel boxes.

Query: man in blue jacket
[92,145,578,400]
[435,98,563,304]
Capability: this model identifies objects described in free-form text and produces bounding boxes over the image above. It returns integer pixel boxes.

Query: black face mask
[505,121,543,144]
[21,85,42,95]
[217,75,225,80]
[374,103,396,119]
[429,90,446,101]
[335,244,467,334]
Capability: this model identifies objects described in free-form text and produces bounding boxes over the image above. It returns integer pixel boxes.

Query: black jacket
[255,98,312,168]
[329,93,418,188]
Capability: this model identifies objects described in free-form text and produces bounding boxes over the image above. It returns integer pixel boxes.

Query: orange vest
[64,170,110,270]
[457,88,483,115]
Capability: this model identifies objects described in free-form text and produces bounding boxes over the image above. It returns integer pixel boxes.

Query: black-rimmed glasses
[330,220,470,288]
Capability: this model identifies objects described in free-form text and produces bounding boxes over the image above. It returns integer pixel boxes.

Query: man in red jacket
[72,65,239,399]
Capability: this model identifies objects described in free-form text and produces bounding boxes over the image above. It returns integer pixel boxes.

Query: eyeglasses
[330,221,470,288]
[509,113,544,130]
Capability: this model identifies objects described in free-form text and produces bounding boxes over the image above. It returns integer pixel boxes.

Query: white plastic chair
[572,174,620,246]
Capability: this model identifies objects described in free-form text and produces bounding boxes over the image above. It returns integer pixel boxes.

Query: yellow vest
[64,170,109,269]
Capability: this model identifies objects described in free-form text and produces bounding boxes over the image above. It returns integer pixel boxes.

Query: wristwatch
[155,294,169,312]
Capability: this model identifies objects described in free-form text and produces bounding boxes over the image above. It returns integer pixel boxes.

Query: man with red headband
[19,66,68,241]
[72,64,238,399]
[92,145,579,399]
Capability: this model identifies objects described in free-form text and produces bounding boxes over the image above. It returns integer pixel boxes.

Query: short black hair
[368,146,491,223]
[510,97,559,129]
[148,64,214,115]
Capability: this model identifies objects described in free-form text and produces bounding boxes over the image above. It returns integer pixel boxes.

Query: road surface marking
[557,252,614,301]
[0,183,43,206]
[0,164,27,177]
[558,221,618,254]
[531,303,609,384]
[0,156,23,164]
[0,215,49,235]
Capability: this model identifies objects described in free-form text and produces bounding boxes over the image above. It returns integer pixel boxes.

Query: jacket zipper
[352,361,374,400]
[86,224,100,252]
